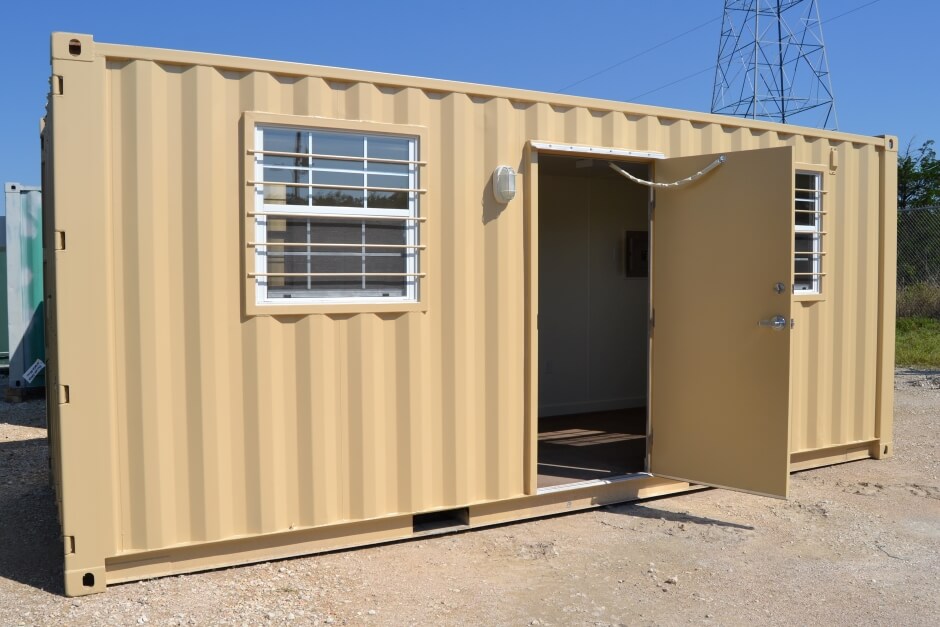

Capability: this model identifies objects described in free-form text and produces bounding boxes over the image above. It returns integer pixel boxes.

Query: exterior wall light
[493,165,516,203]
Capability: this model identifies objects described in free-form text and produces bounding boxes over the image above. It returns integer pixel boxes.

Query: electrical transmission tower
[711,0,838,130]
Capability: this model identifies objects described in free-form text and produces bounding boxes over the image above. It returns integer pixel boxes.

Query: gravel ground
[0,370,937,626]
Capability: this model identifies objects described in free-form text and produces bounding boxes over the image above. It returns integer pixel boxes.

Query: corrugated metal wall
[49,36,892,563]
[790,142,883,452]
[0,215,7,367]
[104,60,530,551]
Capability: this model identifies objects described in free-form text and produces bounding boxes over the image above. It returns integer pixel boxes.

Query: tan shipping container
[43,33,896,596]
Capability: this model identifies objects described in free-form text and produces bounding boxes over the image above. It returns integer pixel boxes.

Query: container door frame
[522,142,664,495]
[523,143,795,499]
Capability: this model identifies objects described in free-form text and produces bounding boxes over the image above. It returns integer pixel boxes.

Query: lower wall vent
[412,507,470,534]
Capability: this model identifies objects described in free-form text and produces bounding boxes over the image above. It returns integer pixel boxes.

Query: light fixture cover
[493,165,516,203]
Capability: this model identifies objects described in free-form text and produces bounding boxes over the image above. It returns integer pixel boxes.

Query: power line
[626,0,883,103]
[556,16,720,93]
[821,0,885,24]
[630,65,715,102]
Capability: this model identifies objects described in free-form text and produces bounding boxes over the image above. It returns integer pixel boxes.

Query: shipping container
[0,214,7,367]
[43,33,897,596]
[4,182,45,397]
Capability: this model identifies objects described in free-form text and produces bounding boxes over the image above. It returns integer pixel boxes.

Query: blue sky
[0,0,935,194]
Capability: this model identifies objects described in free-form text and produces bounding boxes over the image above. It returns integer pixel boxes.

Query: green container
[4,183,44,390]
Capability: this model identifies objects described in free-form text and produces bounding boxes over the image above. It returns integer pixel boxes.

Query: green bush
[896,281,940,319]
[896,316,940,368]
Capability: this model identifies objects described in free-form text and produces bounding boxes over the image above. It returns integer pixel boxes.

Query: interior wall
[538,165,649,417]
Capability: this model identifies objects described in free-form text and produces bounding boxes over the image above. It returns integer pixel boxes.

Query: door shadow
[604,501,755,530]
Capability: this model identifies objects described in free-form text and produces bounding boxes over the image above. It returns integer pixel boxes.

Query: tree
[896,139,940,302]
[898,139,940,210]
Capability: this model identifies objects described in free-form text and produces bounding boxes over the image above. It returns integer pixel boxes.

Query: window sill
[793,293,826,304]
[246,300,427,316]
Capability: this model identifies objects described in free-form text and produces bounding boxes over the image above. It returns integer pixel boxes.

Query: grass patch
[896,316,940,368]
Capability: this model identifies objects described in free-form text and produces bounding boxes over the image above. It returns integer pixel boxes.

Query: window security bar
[249,272,426,278]
[248,180,427,194]
[794,209,827,214]
[794,188,828,194]
[252,124,423,305]
[249,149,427,166]
[249,241,425,250]
[793,272,827,276]
[249,211,426,222]
[795,251,827,256]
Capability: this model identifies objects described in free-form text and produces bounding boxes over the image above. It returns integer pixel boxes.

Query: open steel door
[649,146,793,498]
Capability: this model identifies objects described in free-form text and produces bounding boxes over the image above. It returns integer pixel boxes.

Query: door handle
[758,315,788,331]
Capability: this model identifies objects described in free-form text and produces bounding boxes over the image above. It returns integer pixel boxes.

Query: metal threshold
[536,472,653,495]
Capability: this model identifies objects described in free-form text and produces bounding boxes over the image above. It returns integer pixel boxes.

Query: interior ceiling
[539,154,649,179]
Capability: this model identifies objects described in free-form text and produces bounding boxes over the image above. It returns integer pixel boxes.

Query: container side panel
[0,244,7,364]
[789,142,881,454]
[483,97,524,501]
[107,60,530,551]
[79,44,887,562]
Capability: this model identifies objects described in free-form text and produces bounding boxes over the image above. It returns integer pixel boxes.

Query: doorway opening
[536,154,651,490]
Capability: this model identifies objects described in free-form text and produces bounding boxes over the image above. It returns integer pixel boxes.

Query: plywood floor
[537,407,647,489]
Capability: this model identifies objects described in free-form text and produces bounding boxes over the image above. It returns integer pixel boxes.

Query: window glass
[364,220,408,245]
[312,170,364,188]
[263,128,308,167]
[795,172,817,191]
[312,158,364,172]
[793,171,823,295]
[254,125,420,305]
[312,131,364,158]
[311,188,365,208]
[370,161,409,175]
[367,135,410,161]
[368,191,409,209]
[794,195,816,228]
[368,174,409,189]
[263,169,309,205]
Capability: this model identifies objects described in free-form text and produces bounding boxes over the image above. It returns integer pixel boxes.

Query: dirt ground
[0,370,937,626]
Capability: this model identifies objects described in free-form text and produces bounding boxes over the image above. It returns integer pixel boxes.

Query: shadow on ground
[0,433,62,595]
[896,367,940,376]
[604,501,755,530]
[0,380,47,428]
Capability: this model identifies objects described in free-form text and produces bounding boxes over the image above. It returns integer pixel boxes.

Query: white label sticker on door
[22,359,46,384]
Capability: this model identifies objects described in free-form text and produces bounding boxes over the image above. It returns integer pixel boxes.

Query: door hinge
[649,309,655,334]
[58,385,70,405]
[54,230,66,251]
[51,75,64,96]
[64,535,75,555]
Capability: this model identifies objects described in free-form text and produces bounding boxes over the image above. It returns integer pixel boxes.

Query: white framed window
[793,171,825,294]
[250,123,424,308]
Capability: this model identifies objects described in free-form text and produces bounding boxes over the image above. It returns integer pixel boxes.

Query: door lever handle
[758,315,788,331]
